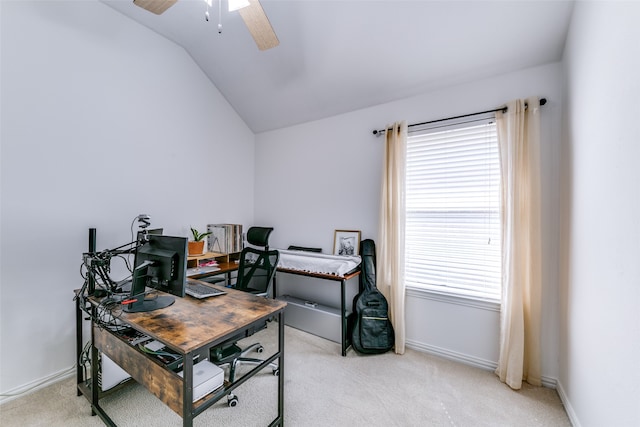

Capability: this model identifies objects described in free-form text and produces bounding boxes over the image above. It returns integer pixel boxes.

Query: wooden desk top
[215,261,239,272]
[186,251,226,262]
[109,284,286,354]
[187,261,238,279]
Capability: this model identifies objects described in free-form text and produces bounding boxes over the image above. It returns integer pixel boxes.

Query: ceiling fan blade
[238,0,279,51]
[133,0,177,15]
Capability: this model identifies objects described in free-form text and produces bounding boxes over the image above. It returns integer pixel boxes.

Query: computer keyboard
[185,281,227,299]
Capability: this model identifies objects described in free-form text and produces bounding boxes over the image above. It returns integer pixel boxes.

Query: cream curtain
[495,98,542,389]
[377,121,407,354]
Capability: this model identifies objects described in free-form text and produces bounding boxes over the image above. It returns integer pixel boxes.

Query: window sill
[405,286,501,312]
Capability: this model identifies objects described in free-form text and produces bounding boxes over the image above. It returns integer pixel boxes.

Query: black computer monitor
[123,235,188,313]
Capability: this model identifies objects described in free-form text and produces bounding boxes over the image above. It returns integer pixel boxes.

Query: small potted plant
[188,227,212,256]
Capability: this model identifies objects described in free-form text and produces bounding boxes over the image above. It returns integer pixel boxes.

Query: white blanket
[277,249,361,277]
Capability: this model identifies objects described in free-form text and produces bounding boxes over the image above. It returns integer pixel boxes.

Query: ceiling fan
[132,0,279,51]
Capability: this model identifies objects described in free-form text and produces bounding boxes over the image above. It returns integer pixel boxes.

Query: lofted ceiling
[101,0,575,133]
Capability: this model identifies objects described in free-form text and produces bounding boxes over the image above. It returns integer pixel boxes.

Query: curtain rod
[372,97,547,136]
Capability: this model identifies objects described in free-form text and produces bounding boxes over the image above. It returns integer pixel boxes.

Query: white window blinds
[405,117,501,300]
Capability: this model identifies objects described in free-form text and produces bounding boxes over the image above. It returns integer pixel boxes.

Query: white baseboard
[406,339,498,371]
[0,366,75,405]
[556,380,580,427]
[540,375,557,389]
[406,339,558,389]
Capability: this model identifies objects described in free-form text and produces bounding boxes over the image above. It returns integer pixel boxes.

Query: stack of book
[207,224,243,254]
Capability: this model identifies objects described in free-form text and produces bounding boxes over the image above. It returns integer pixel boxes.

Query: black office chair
[210,226,280,407]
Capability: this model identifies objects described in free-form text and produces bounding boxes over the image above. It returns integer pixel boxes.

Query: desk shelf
[186,253,240,284]
[187,251,240,269]
[94,325,187,415]
[77,374,134,403]
[92,324,241,416]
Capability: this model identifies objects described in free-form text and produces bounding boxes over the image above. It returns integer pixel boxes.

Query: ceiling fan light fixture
[135,0,278,51]
[229,0,250,12]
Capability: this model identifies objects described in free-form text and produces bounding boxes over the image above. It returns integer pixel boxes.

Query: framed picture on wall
[333,230,361,256]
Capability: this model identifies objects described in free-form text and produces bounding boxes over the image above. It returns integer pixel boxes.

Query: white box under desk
[178,360,224,402]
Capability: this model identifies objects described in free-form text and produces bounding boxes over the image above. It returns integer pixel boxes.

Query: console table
[75,284,286,427]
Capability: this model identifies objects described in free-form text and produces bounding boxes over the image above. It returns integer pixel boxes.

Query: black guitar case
[351,239,395,354]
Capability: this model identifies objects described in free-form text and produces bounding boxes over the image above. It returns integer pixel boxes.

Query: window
[405,116,501,301]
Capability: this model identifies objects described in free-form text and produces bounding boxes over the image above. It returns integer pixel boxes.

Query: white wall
[559,2,640,426]
[0,1,254,395]
[255,63,563,382]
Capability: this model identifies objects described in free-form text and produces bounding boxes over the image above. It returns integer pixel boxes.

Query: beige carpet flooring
[0,323,570,426]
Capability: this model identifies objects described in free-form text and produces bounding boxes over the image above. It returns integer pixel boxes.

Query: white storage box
[278,294,344,343]
[178,360,224,402]
[100,353,131,391]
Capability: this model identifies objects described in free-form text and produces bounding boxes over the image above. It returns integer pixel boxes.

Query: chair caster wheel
[256,345,264,353]
[272,368,280,376]
[228,395,238,407]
